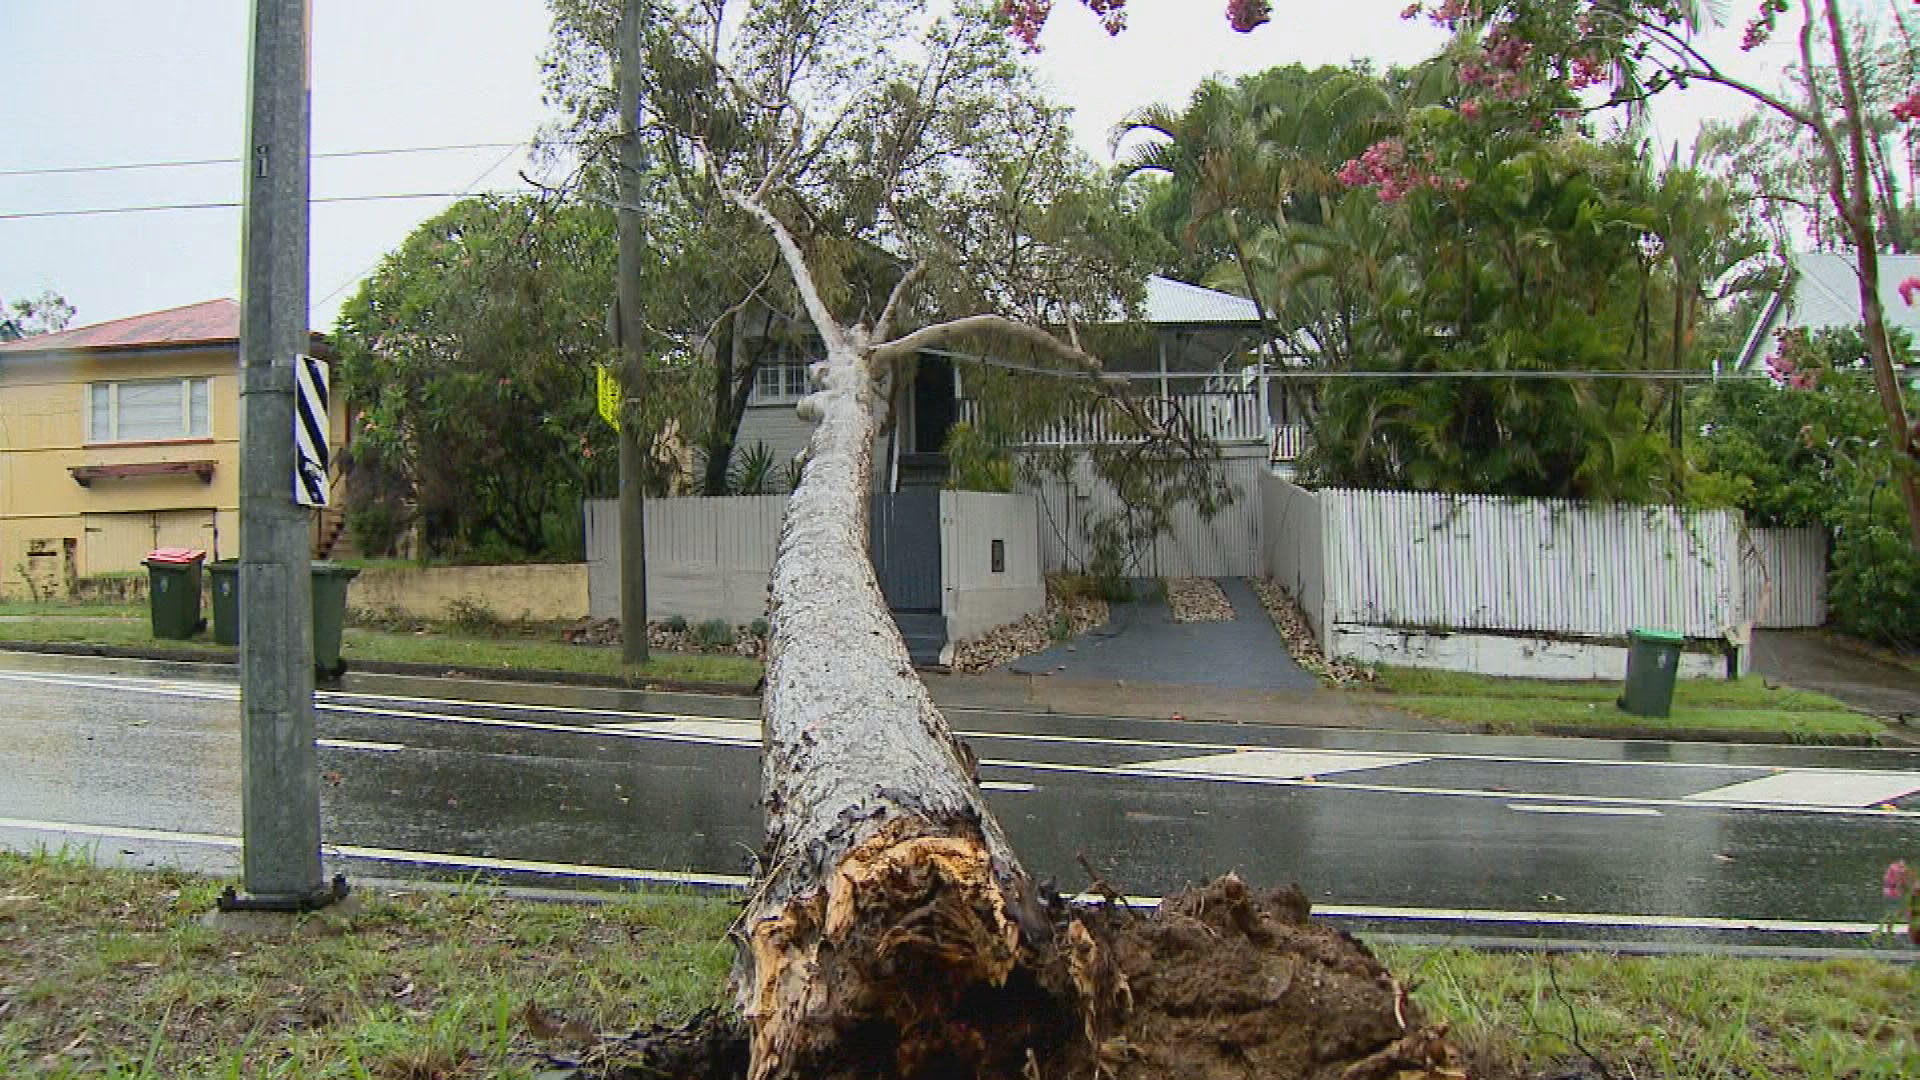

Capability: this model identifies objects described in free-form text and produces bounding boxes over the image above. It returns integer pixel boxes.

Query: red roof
[0,299,239,354]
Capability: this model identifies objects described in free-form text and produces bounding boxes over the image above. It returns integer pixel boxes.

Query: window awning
[69,461,216,487]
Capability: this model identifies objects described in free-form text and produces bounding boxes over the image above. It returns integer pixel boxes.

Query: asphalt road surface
[2,651,1917,954]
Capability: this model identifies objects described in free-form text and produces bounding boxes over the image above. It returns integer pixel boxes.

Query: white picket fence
[1258,476,1828,661]
[1025,452,1267,578]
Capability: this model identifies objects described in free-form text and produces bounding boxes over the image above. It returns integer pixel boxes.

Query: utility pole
[225,0,340,911]
[616,0,651,663]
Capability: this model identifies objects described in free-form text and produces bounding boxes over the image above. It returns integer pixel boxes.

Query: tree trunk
[1822,0,1920,548]
[737,334,1063,1078]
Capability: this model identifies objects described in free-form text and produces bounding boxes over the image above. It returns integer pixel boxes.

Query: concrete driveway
[1007,578,1319,692]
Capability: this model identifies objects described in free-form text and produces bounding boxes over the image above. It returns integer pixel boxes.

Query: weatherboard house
[0,300,347,599]
[733,275,1291,485]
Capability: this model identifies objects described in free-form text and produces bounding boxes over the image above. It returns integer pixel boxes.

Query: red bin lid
[145,547,207,564]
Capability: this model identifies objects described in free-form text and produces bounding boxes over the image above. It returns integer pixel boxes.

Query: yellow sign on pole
[596,365,621,432]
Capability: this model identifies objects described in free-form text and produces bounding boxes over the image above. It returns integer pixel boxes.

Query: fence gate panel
[870,490,942,612]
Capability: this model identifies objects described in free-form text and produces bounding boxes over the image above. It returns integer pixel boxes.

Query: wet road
[3,652,1918,952]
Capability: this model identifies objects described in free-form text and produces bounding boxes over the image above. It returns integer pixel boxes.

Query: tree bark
[1820,0,1920,548]
[739,329,1072,1078]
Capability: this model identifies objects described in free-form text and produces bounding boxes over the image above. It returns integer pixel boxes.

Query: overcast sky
[0,1,1805,333]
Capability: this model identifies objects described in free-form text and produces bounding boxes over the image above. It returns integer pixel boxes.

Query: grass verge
[1369,667,1883,741]
[1386,945,1919,1080]
[2,853,1914,1079]
[0,850,733,1078]
[0,602,144,618]
[0,617,764,690]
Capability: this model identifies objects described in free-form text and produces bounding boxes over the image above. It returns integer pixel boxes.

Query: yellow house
[0,300,346,598]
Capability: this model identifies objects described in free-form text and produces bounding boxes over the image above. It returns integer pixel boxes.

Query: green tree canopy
[334,196,672,561]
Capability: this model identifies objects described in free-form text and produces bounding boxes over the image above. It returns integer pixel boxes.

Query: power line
[315,142,529,309]
[0,190,529,221]
[0,141,538,179]
[922,348,1771,382]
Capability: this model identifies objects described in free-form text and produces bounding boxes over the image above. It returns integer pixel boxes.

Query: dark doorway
[912,354,956,455]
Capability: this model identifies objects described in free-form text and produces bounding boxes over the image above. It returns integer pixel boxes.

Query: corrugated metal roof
[1140,275,1260,325]
[1783,252,1920,336]
[0,298,239,354]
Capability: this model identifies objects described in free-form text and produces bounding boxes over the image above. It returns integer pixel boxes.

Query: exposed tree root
[547,874,1463,1080]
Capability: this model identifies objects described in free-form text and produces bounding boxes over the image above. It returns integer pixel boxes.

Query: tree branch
[872,264,925,342]
[872,313,1112,379]
[722,186,847,352]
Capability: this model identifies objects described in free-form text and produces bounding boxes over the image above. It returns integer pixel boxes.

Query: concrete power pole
[226,0,341,911]
[616,0,650,663]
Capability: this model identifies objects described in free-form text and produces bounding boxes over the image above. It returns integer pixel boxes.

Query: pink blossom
[1887,860,1913,900]
[1459,98,1482,120]
[1400,3,1422,18]
[1225,0,1270,33]
[1894,89,1920,124]
[1899,276,1920,305]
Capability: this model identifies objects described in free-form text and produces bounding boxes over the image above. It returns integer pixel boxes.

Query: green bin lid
[1630,627,1685,645]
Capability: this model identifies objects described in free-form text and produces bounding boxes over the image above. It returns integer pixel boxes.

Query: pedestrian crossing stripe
[294,353,329,507]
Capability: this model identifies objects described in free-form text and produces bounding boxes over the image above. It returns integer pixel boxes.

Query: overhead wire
[0,141,543,179]
[0,191,529,221]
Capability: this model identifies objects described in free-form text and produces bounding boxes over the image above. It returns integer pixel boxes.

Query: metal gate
[870,490,941,611]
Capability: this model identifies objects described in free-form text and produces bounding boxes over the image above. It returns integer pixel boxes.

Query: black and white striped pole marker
[293,353,329,507]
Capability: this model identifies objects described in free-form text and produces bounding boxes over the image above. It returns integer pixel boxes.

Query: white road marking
[0,817,748,888]
[980,781,1036,793]
[603,718,759,741]
[1684,770,1920,808]
[4,668,1918,818]
[317,738,406,753]
[1509,804,1663,817]
[0,816,1879,936]
[1137,749,1426,779]
[986,757,1920,817]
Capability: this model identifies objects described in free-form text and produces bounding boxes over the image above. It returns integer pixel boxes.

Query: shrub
[664,614,689,633]
[749,618,770,638]
[691,618,736,647]
[444,597,505,636]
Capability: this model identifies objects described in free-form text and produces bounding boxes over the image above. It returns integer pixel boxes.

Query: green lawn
[1369,666,1884,741]
[2,851,1913,1079]
[1386,945,1919,1080]
[0,616,764,690]
[0,602,144,618]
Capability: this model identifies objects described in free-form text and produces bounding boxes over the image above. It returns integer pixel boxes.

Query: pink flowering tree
[1015,0,1920,549]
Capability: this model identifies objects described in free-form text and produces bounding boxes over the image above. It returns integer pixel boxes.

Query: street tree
[334,196,676,560]
[559,3,1457,1077]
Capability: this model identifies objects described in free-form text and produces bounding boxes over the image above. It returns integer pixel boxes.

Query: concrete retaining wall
[349,563,589,622]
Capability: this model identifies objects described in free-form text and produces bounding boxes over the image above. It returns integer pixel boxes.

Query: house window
[86,378,211,443]
[751,362,813,405]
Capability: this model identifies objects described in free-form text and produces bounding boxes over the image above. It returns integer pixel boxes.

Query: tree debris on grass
[563,618,769,659]
[1251,577,1373,685]
[1166,577,1234,622]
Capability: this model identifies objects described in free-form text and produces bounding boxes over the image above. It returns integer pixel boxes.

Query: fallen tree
[733,197,1461,1080]
[565,3,1465,1075]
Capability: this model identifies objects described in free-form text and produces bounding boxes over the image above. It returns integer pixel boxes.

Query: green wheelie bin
[142,547,207,640]
[310,562,360,678]
[1618,627,1685,718]
[208,559,240,646]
